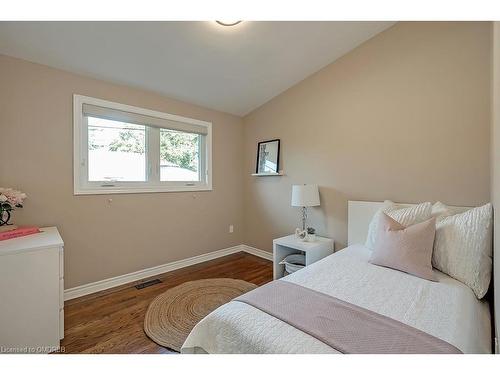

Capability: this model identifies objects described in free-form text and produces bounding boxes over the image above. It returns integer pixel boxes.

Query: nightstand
[273,234,334,279]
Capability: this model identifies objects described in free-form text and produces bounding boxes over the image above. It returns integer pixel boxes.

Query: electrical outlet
[229,225,234,233]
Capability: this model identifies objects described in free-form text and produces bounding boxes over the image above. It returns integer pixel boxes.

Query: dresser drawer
[0,227,64,352]
[0,246,61,351]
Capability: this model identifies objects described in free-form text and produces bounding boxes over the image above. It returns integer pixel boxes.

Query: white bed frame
[348,201,411,245]
[347,200,496,352]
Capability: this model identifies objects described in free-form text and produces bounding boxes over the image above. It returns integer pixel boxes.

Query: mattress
[181,244,492,354]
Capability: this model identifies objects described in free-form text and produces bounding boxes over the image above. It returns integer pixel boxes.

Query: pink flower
[0,188,27,207]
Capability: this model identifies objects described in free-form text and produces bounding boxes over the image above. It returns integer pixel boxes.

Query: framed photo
[256,139,280,174]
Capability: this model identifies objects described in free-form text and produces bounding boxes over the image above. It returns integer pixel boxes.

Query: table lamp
[291,184,320,231]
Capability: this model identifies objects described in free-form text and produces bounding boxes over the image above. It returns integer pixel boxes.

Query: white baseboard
[241,244,273,260]
[64,244,271,301]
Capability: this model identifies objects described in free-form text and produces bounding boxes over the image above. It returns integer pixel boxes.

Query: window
[73,95,212,194]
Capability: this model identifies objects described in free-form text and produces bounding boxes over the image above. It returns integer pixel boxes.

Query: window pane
[160,129,200,182]
[87,117,146,182]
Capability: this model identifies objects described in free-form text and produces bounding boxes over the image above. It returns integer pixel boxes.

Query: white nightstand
[273,234,334,279]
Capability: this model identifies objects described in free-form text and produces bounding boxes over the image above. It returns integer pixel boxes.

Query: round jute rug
[144,278,256,352]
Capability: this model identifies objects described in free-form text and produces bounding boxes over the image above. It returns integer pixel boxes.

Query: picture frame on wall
[256,139,280,174]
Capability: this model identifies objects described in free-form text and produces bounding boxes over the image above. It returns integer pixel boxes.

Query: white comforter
[181,244,492,354]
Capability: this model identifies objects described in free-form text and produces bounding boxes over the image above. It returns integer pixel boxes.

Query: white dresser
[0,227,64,353]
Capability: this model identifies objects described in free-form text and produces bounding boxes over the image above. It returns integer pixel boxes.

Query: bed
[181,201,492,354]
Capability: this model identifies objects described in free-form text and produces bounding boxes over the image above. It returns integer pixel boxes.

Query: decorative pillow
[365,201,433,250]
[432,203,493,299]
[369,213,437,281]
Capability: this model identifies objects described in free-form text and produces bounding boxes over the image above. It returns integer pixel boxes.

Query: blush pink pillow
[369,213,437,281]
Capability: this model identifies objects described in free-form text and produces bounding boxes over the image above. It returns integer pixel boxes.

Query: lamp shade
[291,184,320,207]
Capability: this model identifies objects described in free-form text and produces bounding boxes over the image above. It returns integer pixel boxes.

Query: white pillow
[431,201,469,218]
[365,201,433,250]
[432,202,493,299]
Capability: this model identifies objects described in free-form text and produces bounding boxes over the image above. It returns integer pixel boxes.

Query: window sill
[74,184,212,195]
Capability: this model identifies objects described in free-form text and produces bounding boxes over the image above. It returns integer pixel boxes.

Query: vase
[0,209,11,226]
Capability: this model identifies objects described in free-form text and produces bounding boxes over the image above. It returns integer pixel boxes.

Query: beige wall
[243,22,491,251]
[491,21,500,351]
[0,55,244,289]
[0,22,493,297]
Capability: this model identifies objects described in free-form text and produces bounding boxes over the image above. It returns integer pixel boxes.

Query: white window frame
[73,94,212,195]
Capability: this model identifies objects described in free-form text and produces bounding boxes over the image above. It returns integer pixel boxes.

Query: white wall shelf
[251,172,284,177]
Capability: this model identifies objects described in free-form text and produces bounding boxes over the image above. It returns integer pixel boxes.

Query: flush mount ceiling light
[215,20,242,27]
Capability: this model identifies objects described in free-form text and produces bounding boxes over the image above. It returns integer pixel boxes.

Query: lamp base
[301,206,308,231]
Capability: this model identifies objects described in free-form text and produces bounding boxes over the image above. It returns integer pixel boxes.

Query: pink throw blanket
[234,280,461,354]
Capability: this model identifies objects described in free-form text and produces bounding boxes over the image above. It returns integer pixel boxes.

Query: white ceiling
[0,21,395,116]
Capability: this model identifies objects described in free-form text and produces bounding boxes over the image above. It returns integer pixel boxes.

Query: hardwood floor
[59,252,272,354]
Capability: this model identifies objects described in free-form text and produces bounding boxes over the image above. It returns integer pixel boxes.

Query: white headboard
[348,201,409,246]
[347,200,470,246]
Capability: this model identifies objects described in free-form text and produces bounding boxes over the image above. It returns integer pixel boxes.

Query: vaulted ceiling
[0,21,395,115]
